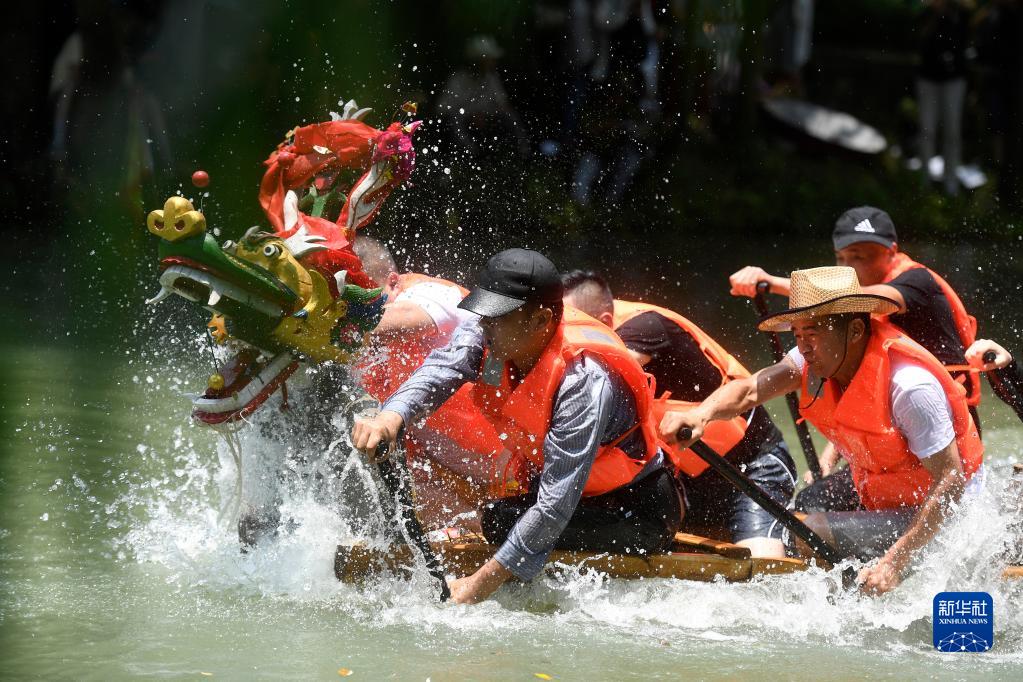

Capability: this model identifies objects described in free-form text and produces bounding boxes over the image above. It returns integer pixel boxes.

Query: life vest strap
[607,421,641,451]
[942,364,987,374]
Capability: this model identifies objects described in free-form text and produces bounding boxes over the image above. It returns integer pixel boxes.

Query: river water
[2,298,1023,681]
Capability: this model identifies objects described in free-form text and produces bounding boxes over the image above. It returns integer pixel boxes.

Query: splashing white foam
[115,369,1023,662]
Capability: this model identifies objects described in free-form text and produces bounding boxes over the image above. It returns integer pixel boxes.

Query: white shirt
[394,281,478,344]
[786,347,954,458]
[787,346,985,496]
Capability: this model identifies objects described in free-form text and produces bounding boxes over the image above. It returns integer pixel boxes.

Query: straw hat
[758,266,899,332]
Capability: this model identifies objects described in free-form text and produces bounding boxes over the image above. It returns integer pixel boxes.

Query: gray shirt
[381,320,644,580]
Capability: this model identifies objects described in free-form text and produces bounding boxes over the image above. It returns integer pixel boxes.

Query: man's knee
[736,536,786,559]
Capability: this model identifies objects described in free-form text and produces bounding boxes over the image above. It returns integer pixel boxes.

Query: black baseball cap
[459,248,564,318]
[832,206,898,250]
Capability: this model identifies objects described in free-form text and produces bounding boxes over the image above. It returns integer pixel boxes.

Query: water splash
[107,341,1023,668]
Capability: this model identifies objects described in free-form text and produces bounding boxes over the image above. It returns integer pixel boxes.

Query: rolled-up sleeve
[381,321,484,426]
[493,354,623,580]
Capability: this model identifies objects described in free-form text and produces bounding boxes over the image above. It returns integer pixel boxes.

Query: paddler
[353,235,504,524]
[729,206,985,511]
[661,267,984,595]
[562,270,796,559]
[352,249,684,604]
[354,235,478,395]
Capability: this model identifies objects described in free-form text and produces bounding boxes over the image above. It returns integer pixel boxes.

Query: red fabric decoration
[258,119,378,233]
[257,116,419,291]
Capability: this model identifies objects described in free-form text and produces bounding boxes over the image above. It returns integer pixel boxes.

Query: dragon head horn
[283,190,300,230]
[341,98,373,121]
[283,223,328,258]
[241,225,265,242]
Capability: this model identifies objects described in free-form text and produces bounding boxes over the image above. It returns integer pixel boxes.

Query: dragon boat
[143,100,1023,587]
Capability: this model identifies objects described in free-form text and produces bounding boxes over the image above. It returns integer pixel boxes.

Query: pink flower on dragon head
[372,120,421,181]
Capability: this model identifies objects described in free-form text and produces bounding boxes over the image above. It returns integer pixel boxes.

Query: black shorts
[815,509,917,561]
[683,442,797,543]
[480,467,684,556]
[794,466,862,512]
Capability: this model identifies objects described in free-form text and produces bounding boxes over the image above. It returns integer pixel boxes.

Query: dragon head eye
[262,244,280,258]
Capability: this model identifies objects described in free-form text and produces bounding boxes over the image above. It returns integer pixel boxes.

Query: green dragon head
[145,103,419,425]
[146,194,385,425]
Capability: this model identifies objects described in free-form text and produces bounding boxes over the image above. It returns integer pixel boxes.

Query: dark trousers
[480,468,684,555]
[794,466,862,513]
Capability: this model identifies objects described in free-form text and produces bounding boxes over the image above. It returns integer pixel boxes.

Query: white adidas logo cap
[833,206,897,249]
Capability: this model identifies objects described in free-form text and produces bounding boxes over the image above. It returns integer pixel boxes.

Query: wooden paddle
[753,281,823,478]
[375,440,451,602]
[673,532,751,559]
[677,427,856,587]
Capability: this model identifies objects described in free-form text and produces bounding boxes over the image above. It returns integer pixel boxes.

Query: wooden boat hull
[334,533,810,584]
[336,462,1023,585]
[335,531,1023,585]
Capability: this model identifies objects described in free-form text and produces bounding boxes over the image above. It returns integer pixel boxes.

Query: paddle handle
[376,442,451,602]
[752,281,822,478]
[677,428,845,566]
[753,281,773,318]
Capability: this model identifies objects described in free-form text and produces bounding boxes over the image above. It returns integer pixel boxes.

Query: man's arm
[860,283,906,312]
[370,300,438,339]
[803,441,843,485]
[859,441,965,595]
[351,322,483,455]
[729,266,791,297]
[373,281,472,340]
[659,356,802,445]
[965,338,1013,370]
[729,266,907,312]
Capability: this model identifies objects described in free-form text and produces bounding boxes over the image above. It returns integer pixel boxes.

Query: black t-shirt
[887,268,967,366]
[616,311,782,463]
[616,311,721,402]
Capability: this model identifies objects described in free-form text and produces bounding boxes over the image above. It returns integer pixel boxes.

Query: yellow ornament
[147,196,206,242]
[208,373,225,391]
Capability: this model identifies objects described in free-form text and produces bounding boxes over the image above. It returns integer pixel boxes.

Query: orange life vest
[356,273,504,461]
[612,300,751,477]
[358,273,468,398]
[881,252,980,405]
[470,307,662,497]
[799,321,983,510]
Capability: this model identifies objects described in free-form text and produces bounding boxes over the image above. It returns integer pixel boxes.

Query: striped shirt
[382,320,645,580]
